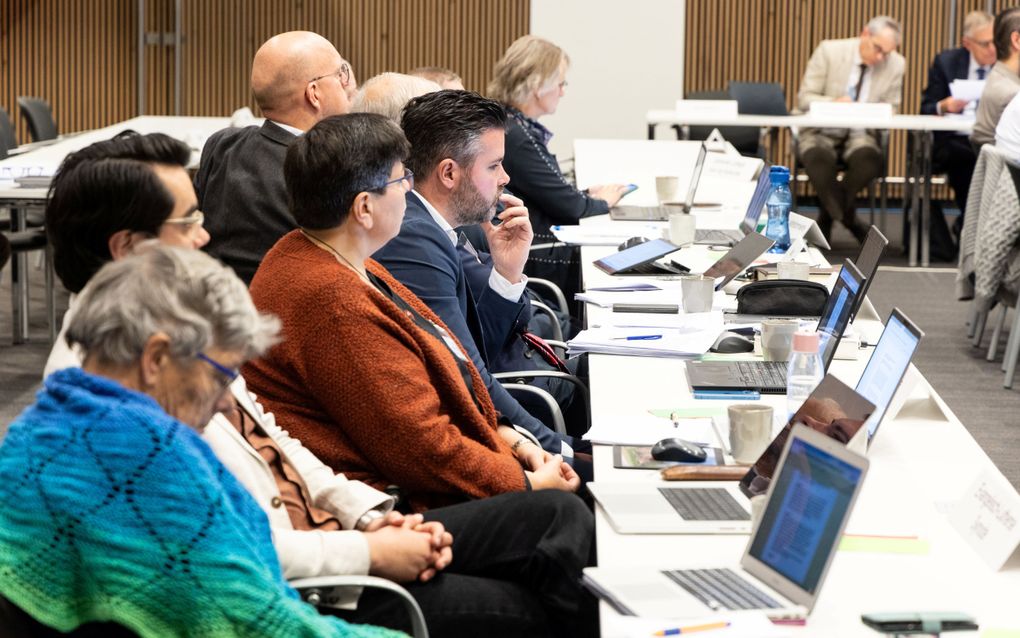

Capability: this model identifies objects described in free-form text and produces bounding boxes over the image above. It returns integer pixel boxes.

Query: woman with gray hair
[0,246,400,638]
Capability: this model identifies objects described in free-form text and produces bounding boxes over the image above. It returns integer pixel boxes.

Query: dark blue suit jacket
[921,47,971,115]
[373,192,572,454]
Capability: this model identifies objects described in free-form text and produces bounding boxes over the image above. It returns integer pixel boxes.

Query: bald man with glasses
[796,16,905,245]
[196,31,358,284]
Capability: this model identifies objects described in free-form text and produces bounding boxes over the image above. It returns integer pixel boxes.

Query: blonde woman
[488,35,628,305]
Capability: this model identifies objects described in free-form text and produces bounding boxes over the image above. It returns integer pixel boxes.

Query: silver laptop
[610,143,712,222]
[590,375,873,534]
[583,425,870,621]
[855,308,924,445]
[695,163,770,246]
[687,259,864,393]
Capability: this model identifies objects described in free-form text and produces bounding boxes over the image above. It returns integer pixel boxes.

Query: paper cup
[760,319,800,362]
[655,176,680,204]
[728,403,773,464]
[668,211,696,247]
[680,275,714,313]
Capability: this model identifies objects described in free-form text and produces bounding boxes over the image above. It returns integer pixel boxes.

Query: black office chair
[727,82,790,159]
[682,90,760,156]
[0,106,18,159]
[17,96,58,142]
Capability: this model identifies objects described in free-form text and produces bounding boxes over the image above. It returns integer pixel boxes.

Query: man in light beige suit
[797,16,905,243]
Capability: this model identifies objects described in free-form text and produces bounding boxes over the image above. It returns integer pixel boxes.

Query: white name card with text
[949,468,1020,570]
[675,99,739,118]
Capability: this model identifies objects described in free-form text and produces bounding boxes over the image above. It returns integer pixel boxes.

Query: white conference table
[0,115,233,343]
[577,222,1020,635]
[646,109,974,268]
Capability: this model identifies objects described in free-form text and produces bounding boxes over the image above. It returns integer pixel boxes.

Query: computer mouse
[651,438,708,463]
[617,236,648,251]
[710,331,755,354]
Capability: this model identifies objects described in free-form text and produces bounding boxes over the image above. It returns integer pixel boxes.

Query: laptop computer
[688,231,775,291]
[588,374,873,534]
[610,143,712,222]
[848,225,889,321]
[694,162,770,246]
[687,259,865,393]
[592,238,687,276]
[584,424,869,621]
[854,308,924,445]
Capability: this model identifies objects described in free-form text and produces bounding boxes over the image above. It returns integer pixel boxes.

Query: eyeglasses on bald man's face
[308,62,352,89]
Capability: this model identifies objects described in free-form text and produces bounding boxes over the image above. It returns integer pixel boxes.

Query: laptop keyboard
[657,488,751,521]
[734,361,787,388]
[696,229,741,245]
[663,568,782,611]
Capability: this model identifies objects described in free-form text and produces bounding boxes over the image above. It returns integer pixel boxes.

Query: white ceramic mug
[655,175,680,204]
[760,319,800,362]
[668,211,696,247]
[777,260,810,281]
[680,275,714,313]
[728,403,773,464]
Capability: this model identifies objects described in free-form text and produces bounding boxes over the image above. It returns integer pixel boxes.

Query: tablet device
[593,238,682,275]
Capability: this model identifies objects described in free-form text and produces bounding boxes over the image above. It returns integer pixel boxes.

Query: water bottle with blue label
[765,166,792,253]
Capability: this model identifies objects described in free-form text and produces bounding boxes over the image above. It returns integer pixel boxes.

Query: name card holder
[949,467,1020,570]
[675,99,739,119]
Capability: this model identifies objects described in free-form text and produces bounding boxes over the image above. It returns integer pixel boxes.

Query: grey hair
[66,245,280,366]
[352,73,442,122]
[866,15,902,46]
[964,10,994,37]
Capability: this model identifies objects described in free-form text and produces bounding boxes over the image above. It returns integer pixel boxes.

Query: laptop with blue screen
[583,424,869,621]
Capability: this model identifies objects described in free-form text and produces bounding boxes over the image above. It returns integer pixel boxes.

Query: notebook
[589,374,873,535]
[584,424,870,621]
[687,259,865,393]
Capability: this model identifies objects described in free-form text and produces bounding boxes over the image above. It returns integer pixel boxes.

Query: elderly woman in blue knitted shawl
[0,246,402,637]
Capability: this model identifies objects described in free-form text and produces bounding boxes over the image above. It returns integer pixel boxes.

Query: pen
[692,390,761,400]
[652,621,730,636]
[611,334,662,341]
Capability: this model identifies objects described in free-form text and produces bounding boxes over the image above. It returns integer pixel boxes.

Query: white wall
[529,0,685,159]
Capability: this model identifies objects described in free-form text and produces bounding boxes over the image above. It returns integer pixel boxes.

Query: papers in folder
[950,78,985,103]
[566,315,723,358]
[550,224,664,246]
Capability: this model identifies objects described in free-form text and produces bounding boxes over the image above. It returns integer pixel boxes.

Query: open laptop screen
[702,232,775,289]
[739,165,771,235]
[747,431,866,595]
[855,309,924,441]
[816,260,864,370]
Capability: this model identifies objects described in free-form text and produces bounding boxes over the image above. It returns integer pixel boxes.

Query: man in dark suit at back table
[919,10,996,250]
[195,31,357,284]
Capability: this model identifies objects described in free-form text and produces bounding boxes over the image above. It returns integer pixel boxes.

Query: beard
[450,179,502,227]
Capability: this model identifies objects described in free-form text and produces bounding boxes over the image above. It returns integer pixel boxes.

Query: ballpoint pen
[652,621,730,636]
[610,334,662,341]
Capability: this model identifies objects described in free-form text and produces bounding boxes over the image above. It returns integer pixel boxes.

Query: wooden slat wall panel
[1,0,137,144]
[1,0,528,144]
[686,0,996,197]
[178,0,531,118]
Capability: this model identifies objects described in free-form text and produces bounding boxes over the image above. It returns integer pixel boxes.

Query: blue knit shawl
[0,367,402,637]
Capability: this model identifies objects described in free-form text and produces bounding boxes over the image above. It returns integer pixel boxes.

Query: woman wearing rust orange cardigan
[244,113,579,513]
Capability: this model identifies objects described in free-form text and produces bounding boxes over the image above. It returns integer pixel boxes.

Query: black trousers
[338,491,596,638]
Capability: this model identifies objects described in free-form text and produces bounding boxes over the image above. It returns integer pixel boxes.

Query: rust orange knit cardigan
[243,231,527,511]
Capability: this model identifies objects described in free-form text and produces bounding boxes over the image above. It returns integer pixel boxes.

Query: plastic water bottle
[765,166,792,253]
[787,330,824,420]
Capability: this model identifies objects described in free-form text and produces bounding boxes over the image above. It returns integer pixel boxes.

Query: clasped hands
[364,511,452,583]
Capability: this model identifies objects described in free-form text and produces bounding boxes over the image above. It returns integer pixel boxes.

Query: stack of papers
[550,224,664,246]
[567,315,723,358]
[584,413,721,446]
[950,78,985,103]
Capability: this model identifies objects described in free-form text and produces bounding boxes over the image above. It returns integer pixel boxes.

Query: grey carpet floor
[2,212,1018,488]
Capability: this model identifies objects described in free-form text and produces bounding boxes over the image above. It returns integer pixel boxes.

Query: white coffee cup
[680,275,714,313]
[668,211,696,247]
[728,403,773,464]
[655,175,680,204]
[760,319,800,362]
[777,260,810,281]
